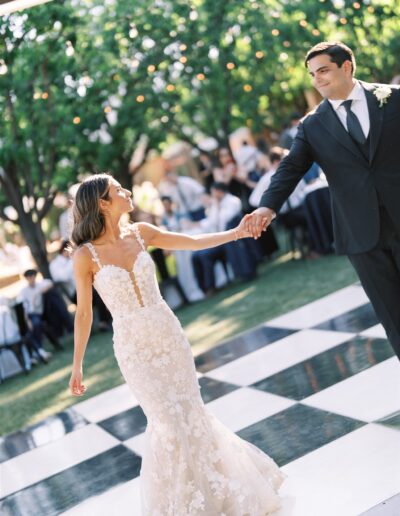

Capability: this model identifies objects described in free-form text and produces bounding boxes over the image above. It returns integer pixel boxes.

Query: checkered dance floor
[1,284,399,516]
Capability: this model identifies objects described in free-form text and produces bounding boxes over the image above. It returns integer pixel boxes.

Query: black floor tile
[199,376,239,403]
[252,337,394,400]
[0,445,141,516]
[237,403,365,466]
[375,410,400,431]
[98,406,147,441]
[195,326,295,373]
[314,303,379,333]
[0,408,88,463]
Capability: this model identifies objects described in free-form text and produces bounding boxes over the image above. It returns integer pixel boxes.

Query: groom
[246,41,400,360]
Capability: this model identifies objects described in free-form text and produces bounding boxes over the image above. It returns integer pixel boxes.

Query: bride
[69,173,285,515]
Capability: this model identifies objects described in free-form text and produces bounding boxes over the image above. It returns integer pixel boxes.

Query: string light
[136,95,145,102]
[179,44,187,51]
[41,92,49,99]
[104,106,112,113]
[312,29,320,36]
[283,41,291,48]
[255,51,264,59]
[340,17,347,24]
[179,56,187,64]
[196,73,205,80]
[166,84,175,92]
[299,20,308,27]
[33,92,41,100]
[271,29,280,36]
[73,117,81,124]
[243,84,252,92]
[147,65,156,73]
[367,6,374,12]
[353,2,361,8]
[226,62,235,70]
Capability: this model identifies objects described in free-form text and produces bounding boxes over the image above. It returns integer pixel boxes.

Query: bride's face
[102,179,134,215]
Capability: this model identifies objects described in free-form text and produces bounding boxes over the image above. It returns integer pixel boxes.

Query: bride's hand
[69,367,87,397]
[236,213,268,240]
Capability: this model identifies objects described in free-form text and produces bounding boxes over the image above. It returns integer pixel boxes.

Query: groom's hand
[245,207,276,239]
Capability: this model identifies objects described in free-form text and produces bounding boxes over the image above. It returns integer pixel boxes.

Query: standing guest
[213,147,237,186]
[158,170,206,221]
[279,112,301,149]
[50,240,76,300]
[234,140,261,182]
[198,151,215,192]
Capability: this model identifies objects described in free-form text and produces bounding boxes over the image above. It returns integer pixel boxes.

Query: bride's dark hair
[71,173,112,246]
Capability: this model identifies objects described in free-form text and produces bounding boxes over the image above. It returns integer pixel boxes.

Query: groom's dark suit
[260,81,400,359]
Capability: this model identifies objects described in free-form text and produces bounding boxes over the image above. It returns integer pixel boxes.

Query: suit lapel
[361,82,384,164]
[316,99,366,162]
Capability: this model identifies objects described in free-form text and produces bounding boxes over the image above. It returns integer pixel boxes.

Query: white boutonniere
[373,85,391,107]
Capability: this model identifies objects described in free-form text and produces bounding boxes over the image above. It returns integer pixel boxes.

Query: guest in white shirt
[50,241,76,300]
[17,270,53,360]
[158,171,206,221]
[192,183,242,295]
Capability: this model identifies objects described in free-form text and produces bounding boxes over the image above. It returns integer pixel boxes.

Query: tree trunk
[18,214,51,278]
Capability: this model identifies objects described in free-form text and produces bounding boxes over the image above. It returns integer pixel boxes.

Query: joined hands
[237,207,276,240]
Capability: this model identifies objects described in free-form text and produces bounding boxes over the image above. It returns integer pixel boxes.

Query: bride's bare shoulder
[72,245,94,269]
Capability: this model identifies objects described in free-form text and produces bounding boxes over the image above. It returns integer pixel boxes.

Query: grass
[0,252,357,436]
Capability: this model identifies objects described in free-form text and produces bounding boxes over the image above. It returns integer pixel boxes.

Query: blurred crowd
[0,115,334,379]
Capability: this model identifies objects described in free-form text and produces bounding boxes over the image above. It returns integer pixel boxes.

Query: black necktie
[341,99,366,145]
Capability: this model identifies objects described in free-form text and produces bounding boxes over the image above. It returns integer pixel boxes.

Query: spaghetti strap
[131,223,146,251]
[84,242,102,268]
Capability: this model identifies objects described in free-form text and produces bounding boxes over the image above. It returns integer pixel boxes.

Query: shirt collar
[328,81,364,111]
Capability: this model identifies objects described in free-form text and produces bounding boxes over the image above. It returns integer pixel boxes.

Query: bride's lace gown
[84,224,284,515]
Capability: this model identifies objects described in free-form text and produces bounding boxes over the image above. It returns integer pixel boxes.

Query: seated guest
[192,183,242,296]
[160,196,205,302]
[158,170,206,221]
[17,270,53,361]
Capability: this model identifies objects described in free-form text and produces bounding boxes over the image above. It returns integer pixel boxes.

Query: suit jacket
[260,81,400,254]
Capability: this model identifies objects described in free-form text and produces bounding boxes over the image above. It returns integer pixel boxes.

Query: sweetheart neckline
[93,250,148,281]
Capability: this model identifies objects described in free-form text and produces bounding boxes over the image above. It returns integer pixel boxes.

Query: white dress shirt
[328,81,370,139]
[249,168,306,213]
[158,176,205,215]
[200,193,242,233]
[18,279,53,315]
[50,255,76,297]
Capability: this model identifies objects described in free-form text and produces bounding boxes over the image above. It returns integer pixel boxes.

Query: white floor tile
[302,357,400,422]
[276,424,400,516]
[62,477,142,515]
[207,329,353,386]
[73,383,138,423]
[0,425,119,498]
[124,433,147,457]
[205,387,295,432]
[268,285,368,330]
[360,324,387,339]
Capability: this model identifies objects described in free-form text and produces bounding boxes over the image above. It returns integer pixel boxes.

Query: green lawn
[0,252,357,436]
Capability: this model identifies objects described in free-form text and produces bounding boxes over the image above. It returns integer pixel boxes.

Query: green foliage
[1,0,399,215]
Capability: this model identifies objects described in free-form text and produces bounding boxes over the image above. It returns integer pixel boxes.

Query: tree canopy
[1,0,399,273]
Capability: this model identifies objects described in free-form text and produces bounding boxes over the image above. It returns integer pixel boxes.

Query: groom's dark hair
[305,42,356,74]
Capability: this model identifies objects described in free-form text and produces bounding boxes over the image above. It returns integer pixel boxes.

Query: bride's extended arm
[69,247,93,396]
[138,214,263,251]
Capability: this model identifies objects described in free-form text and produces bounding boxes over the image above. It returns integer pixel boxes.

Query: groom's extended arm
[246,122,314,238]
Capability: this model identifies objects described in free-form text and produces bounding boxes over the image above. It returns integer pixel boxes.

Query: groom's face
[308,54,353,100]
